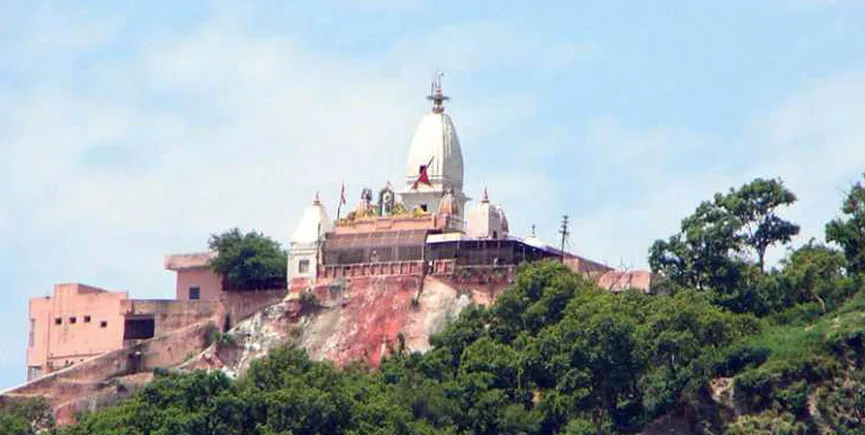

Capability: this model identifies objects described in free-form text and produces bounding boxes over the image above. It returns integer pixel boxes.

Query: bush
[734,369,776,412]
[715,344,769,377]
[220,332,237,347]
[204,323,221,346]
[299,291,321,311]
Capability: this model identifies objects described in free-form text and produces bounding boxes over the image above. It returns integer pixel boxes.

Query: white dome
[290,197,332,245]
[405,112,464,190]
[466,190,507,239]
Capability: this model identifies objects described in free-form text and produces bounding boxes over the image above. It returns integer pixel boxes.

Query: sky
[1,0,865,389]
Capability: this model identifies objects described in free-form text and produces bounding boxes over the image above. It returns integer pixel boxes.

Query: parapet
[164,251,216,271]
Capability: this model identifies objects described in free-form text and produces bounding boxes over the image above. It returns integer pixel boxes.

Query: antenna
[558,215,570,263]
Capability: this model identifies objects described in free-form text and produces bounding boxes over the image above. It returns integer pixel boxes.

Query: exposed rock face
[189,275,505,377]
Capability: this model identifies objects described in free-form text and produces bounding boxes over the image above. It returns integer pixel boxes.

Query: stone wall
[219,289,287,330]
[121,299,218,336]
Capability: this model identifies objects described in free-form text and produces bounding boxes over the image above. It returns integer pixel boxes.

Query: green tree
[0,397,54,435]
[826,174,865,276]
[775,240,851,312]
[718,178,799,272]
[0,413,31,435]
[649,178,799,313]
[649,199,745,291]
[208,228,288,290]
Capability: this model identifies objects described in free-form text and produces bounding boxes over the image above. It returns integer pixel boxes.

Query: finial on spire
[426,70,449,113]
[313,191,321,205]
[531,224,536,237]
[482,187,489,203]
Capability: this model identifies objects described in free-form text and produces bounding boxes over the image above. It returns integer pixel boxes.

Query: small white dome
[290,196,332,245]
[404,112,464,190]
[466,189,507,239]
[494,205,509,233]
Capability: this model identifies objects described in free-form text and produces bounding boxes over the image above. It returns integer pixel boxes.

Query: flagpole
[336,182,345,221]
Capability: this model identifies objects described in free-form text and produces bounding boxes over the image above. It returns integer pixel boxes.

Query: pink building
[164,252,223,301]
[26,283,218,381]
[27,284,128,380]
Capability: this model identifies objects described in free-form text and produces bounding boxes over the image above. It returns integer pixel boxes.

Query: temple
[284,72,652,293]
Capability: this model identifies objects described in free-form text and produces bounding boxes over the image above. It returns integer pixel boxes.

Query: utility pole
[558,215,569,263]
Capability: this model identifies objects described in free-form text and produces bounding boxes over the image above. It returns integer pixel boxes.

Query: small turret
[287,193,333,287]
[466,188,508,239]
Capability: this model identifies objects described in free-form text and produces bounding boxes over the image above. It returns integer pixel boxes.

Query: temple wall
[319,261,425,281]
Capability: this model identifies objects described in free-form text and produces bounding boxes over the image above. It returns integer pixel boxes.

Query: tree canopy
[208,228,288,290]
[649,177,800,313]
[826,174,865,277]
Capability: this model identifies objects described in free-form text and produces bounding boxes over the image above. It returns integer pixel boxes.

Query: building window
[69,317,77,324]
[54,318,62,325]
[298,259,310,274]
[420,204,428,212]
[189,286,201,300]
[100,321,108,328]
[26,366,43,381]
[84,315,91,323]
[123,316,155,340]
[29,319,35,347]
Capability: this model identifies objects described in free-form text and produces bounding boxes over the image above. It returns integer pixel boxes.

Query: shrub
[204,324,221,346]
[734,369,776,412]
[715,344,769,377]
[299,291,321,311]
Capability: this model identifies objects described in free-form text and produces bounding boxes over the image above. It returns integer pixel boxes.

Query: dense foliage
[826,173,865,276]
[5,174,865,434]
[208,228,288,290]
[0,398,54,435]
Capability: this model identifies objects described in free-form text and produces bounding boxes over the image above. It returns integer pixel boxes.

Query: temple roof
[290,194,332,245]
[404,74,464,191]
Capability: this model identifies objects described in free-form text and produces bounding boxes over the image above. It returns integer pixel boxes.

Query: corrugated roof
[324,230,429,249]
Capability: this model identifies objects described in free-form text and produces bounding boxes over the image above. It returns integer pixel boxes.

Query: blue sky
[2,0,865,389]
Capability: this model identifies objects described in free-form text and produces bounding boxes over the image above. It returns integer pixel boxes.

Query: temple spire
[426,70,449,113]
